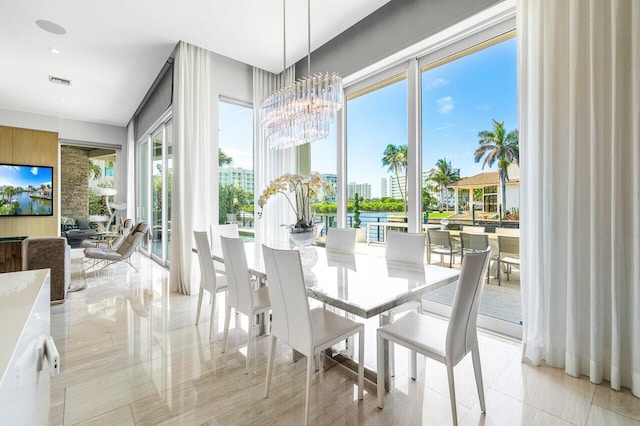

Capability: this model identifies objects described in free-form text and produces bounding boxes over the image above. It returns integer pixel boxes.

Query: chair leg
[222,304,232,353]
[497,260,501,286]
[264,335,277,398]
[209,292,217,340]
[305,355,314,425]
[358,329,364,400]
[195,288,204,325]
[446,363,458,426]
[376,332,385,409]
[245,314,253,374]
[471,346,486,412]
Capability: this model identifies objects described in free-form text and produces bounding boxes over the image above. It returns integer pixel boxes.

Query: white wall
[59,118,126,146]
[0,108,60,133]
[295,0,502,79]
[212,52,253,104]
[0,108,126,146]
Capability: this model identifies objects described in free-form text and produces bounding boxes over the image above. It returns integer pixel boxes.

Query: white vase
[288,224,320,247]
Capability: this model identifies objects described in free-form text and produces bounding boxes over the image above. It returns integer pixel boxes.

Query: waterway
[2,192,52,215]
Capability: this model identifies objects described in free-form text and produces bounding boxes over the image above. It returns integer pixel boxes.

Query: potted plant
[352,193,366,242]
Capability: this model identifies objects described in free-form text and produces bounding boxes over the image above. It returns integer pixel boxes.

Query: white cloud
[30,167,38,175]
[434,123,454,131]
[219,147,253,169]
[436,96,455,114]
[425,78,448,89]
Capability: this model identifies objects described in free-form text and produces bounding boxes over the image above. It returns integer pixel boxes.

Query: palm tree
[381,144,408,213]
[88,160,102,180]
[3,186,17,203]
[474,119,519,217]
[219,149,232,167]
[428,158,459,210]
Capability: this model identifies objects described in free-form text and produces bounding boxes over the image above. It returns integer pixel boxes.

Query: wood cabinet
[0,237,26,273]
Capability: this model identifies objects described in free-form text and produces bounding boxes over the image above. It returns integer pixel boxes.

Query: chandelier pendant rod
[283,0,286,73]
[307,0,311,75]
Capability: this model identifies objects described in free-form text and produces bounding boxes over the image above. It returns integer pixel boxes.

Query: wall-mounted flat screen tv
[0,163,53,216]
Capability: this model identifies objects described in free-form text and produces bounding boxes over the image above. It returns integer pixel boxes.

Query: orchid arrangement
[258,172,335,230]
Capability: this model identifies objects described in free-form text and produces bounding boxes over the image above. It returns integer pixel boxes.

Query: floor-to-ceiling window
[218,100,254,236]
[420,34,520,329]
[345,73,408,243]
[309,123,337,234]
[138,113,172,266]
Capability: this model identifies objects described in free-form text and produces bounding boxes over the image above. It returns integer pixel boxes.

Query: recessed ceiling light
[36,20,67,35]
[57,97,65,102]
[49,47,61,54]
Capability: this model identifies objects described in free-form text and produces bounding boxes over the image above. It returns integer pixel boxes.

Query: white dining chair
[325,227,356,253]
[384,231,426,376]
[385,231,425,263]
[376,248,491,425]
[262,245,364,425]
[193,231,228,339]
[220,236,271,374]
[210,223,239,273]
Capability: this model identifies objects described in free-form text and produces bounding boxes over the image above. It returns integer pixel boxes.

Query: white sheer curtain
[253,66,297,247]
[519,0,640,397]
[125,119,136,221]
[170,41,215,295]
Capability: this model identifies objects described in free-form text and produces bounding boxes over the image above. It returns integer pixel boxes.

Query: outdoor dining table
[205,241,460,391]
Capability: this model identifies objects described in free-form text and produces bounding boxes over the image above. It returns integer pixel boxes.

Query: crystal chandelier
[259,0,344,150]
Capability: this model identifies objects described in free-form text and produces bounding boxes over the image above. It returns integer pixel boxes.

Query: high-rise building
[380,178,388,199]
[321,173,337,203]
[347,182,371,200]
[219,167,254,193]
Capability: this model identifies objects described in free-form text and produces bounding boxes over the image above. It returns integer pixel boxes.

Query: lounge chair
[83,222,150,273]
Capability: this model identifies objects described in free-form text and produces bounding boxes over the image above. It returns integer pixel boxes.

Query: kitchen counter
[0,269,51,425]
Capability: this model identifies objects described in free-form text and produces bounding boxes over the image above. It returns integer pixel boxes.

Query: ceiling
[0,0,390,127]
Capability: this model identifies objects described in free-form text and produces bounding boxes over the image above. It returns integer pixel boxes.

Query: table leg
[379,314,391,391]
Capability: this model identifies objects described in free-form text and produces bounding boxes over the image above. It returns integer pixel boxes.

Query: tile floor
[49,249,640,425]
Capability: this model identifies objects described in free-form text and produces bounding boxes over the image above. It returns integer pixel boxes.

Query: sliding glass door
[138,115,172,266]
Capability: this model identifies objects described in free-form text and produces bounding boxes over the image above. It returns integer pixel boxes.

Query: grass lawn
[425,212,455,219]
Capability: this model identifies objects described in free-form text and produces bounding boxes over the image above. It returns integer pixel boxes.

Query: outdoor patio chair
[427,229,460,267]
[225,213,239,225]
[460,232,491,283]
[497,235,520,285]
[83,222,149,274]
[462,225,485,233]
[495,227,520,237]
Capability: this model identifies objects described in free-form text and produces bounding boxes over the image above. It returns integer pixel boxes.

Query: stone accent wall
[61,146,89,220]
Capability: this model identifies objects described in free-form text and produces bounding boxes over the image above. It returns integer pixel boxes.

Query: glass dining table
[206,242,460,391]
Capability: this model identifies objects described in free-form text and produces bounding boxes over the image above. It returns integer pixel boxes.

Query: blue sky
[0,165,52,189]
[219,37,517,199]
[219,101,254,169]
[314,37,518,198]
